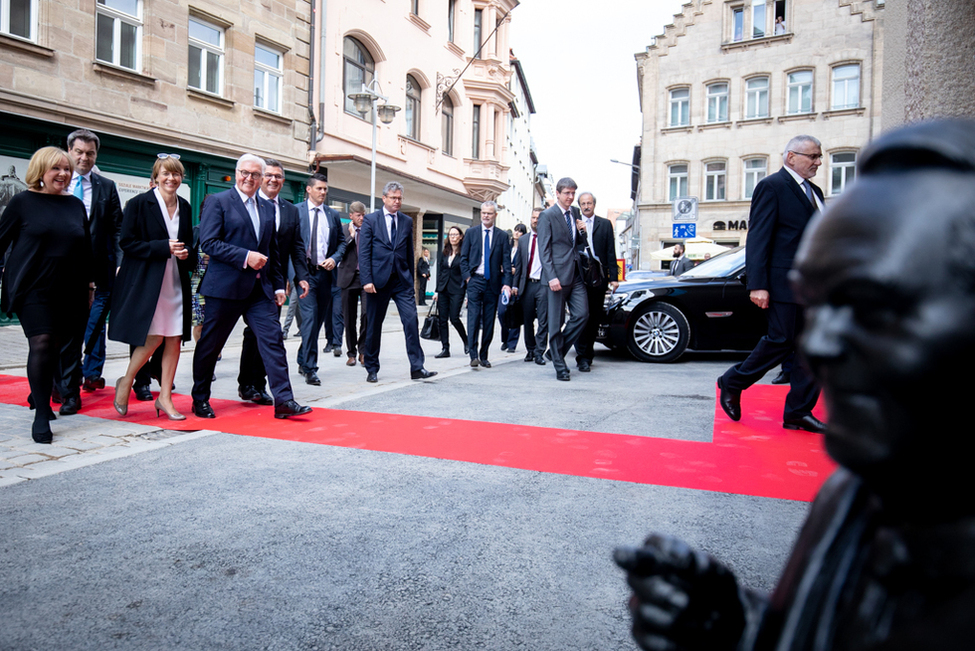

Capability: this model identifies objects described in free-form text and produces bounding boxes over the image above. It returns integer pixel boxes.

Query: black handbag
[420,297,440,340]
[579,244,605,289]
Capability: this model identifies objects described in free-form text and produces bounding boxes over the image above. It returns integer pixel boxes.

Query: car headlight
[605,289,651,309]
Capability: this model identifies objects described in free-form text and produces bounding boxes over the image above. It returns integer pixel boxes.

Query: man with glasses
[717,135,825,432]
[190,153,311,420]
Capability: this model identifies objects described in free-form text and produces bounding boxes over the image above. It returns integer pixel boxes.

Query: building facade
[494,54,536,232]
[632,0,884,270]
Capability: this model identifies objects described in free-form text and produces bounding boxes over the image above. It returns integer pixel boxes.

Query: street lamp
[348,80,401,212]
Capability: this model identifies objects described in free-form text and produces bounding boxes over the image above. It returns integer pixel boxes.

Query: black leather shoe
[783,414,826,433]
[59,396,81,416]
[192,400,215,419]
[239,385,273,405]
[479,359,492,368]
[470,358,479,368]
[304,371,321,386]
[577,360,591,373]
[524,351,534,362]
[333,348,342,357]
[500,344,508,352]
[238,385,257,401]
[366,372,378,383]
[435,349,450,359]
[134,384,153,401]
[411,368,438,380]
[771,370,791,385]
[323,344,333,353]
[556,370,570,381]
[717,376,741,421]
[274,399,312,419]
[535,355,546,366]
[82,376,105,392]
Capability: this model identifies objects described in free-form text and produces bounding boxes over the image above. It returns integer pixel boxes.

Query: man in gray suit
[669,243,694,276]
[537,177,589,381]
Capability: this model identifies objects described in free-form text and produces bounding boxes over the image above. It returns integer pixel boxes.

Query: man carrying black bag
[574,192,618,373]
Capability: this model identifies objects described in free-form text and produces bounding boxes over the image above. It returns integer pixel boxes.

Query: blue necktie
[483,227,491,281]
[73,176,84,199]
[802,180,814,206]
[564,210,572,233]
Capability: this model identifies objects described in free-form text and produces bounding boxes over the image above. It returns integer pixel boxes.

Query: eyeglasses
[789,151,823,161]
[157,153,181,160]
[264,173,284,180]
[237,170,263,180]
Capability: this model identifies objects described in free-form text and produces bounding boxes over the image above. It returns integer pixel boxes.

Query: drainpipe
[307,0,319,156]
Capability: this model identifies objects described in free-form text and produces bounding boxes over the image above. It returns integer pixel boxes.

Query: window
[447,0,455,43]
[706,82,728,123]
[745,77,769,119]
[96,0,141,70]
[732,7,744,41]
[704,162,726,201]
[442,96,454,155]
[787,70,813,114]
[405,74,421,140]
[751,0,766,37]
[1,0,33,40]
[668,164,688,201]
[473,9,482,57]
[669,88,689,127]
[743,158,767,198]
[253,43,283,112]
[830,152,856,195]
[411,0,418,15]
[343,36,374,115]
[472,104,481,159]
[188,17,223,95]
[831,64,860,110]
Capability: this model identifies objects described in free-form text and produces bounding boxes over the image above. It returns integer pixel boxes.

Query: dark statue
[615,119,975,651]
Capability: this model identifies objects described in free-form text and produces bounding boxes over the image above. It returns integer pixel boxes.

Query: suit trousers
[341,286,367,358]
[465,275,500,361]
[237,303,283,391]
[720,300,820,419]
[546,276,589,375]
[192,285,293,404]
[297,266,334,373]
[327,282,344,348]
[437,288,467,352]
[282,284,302,336]
[575,284,607,364]
[363,274,425,374]
[521,279,548,356]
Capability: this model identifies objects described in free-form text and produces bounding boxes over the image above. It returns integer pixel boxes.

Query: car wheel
[626,302,690,363]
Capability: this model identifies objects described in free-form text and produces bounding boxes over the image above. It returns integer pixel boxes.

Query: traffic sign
[672,197,698,221]
[673,223,696,239]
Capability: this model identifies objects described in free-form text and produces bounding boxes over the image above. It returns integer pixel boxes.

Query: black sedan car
[597,246,768,362]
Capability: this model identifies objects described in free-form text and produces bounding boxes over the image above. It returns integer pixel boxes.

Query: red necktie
[527,233,536,276]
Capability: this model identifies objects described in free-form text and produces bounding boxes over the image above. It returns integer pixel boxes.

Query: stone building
[631,0,885,270]
[495,53,537,232]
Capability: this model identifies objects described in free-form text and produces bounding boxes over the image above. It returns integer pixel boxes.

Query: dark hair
[306,172,328,187]
[556,177,577,193]
[67,128,100,152]
[443,225,465,257]
[264,158,283,169]
[514,223,527,234]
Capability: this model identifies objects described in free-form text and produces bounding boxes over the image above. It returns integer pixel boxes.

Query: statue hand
[614,534,745,651]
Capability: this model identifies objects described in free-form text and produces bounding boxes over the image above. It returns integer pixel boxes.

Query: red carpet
[0,374,834,502]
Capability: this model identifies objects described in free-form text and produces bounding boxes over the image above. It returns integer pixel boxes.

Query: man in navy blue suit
[358,181,436,383]
[460,200,512,368]
[190,153,311,419]
[295,173,346,386]
[717,135,824,432]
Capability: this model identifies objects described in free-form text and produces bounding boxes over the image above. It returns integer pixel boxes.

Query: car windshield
[678,246,745,279]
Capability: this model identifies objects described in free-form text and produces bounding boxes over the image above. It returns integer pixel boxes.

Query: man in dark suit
[538,178,589,381]
[55,128,123,415]
[359,181,436,383]
[295,173,346,386]
[337,201,368,367]
[237,159,310,405]
[717,135,825,432]
[574,192,619,373]
[513,207,548,365]
[669,243,694,276]
[460,200,512,368]
[190,153,311,419]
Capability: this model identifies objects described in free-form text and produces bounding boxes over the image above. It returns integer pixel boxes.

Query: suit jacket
[579,214,620,288]
[460,224,512,294]
[417,255,430,279]
[269,196,309,285]
[109,190,196,345]
[745,167,823,304]
[197,187,283,301]
[359,209,414,290]
[537,204,583,286]
[86,172,124,289]
[436,249,465,294]
[337,227,362,290]
[297,201,346,270]
[670,255,694,276]
[513,229,542,295]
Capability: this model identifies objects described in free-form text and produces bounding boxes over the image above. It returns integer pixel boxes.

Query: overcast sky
[509,0,686,211]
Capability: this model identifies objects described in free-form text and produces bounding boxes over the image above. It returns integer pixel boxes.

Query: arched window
[405,74,421,140]
[442,96,454,155]
[343,36,374,116]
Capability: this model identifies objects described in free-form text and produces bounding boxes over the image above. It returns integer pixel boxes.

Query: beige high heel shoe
[113,378,129,416]
[154,398,186,421]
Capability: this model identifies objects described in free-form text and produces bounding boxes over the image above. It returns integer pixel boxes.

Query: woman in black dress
[0,147,92,444]
[433,225,468,358]
[109,155,195,420]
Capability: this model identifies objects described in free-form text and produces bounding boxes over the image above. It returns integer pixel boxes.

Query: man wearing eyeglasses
[717,135,825,433]
[190,153,311,420]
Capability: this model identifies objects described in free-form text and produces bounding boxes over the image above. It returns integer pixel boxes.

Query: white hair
[783,135,821,158]
[236,153,267,173]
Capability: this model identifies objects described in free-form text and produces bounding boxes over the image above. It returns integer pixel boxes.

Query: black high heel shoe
[31,420,53,444]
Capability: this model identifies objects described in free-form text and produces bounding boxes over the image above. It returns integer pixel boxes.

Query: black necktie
[390,213,397,243]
